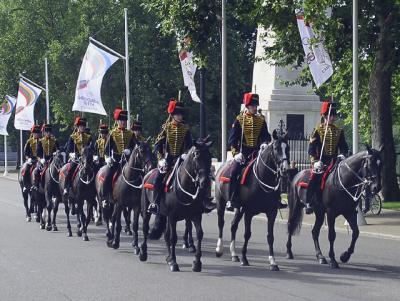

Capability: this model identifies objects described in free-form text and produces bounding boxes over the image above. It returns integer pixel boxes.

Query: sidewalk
[4,172,399,241]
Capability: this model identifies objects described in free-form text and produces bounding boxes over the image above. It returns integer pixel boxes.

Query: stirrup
[305,203,313,214]
[226,201,234,212]
[63,188,68,196]
[147,203,159,214]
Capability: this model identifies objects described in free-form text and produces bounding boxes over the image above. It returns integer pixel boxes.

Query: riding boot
[202,196,216,213]
[305,174,321,214]
[148,172,165,215]
[226,161,242,212]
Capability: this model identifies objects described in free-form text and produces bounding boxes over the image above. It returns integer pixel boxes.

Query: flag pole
[124,8,131,128]
[3,135,8,177]
[45,58,50,123]
[20,130,23,167]
[221,0,227,162]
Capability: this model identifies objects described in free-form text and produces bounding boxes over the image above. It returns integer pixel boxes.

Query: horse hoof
[133,246,140,255]
[286,252,294,260]
[52,226,58,232]
[139,250,148,262]
[216,251,223,258]
[112,242,120,249]
[188,246,196,253]
[182,243,189,249]
[95,220,103,226]
[46,225,52,231]
[26,217,31,222]
[127,230,133,236]
[231,256,240,262]
[67,232,72,237]
[192,261,202,272]
[270,264,280,271]
[83,236,89,242]
[77,230,82,237]
[330,261,340,269]
[169,263,180,272]
[40,224,45,230]
[241,258,250,266]
[319,257,328,264]
[340,252,350,263]
[36,217,40,223]
[106,240,113,248]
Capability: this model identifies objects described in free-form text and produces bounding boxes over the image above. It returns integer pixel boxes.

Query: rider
[226,92,287,211]
[148,99,215,214]
[23,124,42,175]
[32,124,59,190]
[306,101,349,214]
[131,120,145,145]
[94,124,109,166]
[103,108,136,196]
[63,117,93,195]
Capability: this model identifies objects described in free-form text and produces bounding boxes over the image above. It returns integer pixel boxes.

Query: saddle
[218,158,256,186]
[143,159,181,192]
[296,160,337,191]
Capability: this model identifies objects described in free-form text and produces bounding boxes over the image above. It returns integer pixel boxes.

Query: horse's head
[271,129,290,176]
[363,145,383,194]
[129,137,154,173]
[81,144,94,169]
[189,135,213,190]
[53,149,66,169]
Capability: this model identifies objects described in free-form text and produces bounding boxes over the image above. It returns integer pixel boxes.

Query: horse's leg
[131,207,140,255]
[64,199,72,237]
[183,218,189,249]
[45,192,52,231]
[106,205,116,247]
[241,212,253,266]
[215,199,225,257]
[340,212,359,264]
[164,217,172,264]
[266,209,279,271]
[52,196,59,231]
[76,202,83,237]
[23,191,31,222]
[183,219,196,253]
[112,206,122,249]
[123,206,133,235]
[168,218,179,272]
[327,213,339,269]
[313,208,327,264]
[192,214,203,272]
[95,200,103,226]
[230,208,244,262]
[139,209,150,262]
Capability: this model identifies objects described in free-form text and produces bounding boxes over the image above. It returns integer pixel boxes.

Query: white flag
[14,79,42,131]
[296,10,333,88]
[73,43,119,115]
[0,95,16,135]
[179,49,200,103]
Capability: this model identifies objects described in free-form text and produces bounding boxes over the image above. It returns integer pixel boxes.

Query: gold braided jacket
[310,123,343,160]
[40,136,57,157]
[156,121,189,159]
[96,137,106,158]
[27,137,39,158]
[71,132,91,155]
[110,128,133,155]
[237,112,265,148]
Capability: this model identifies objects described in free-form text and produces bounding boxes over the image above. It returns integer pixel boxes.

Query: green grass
[383,201,400,211]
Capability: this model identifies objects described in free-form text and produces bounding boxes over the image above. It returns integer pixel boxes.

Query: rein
[252,147,281,193]
[121,153,143,189]
[337,160,371,202]
[78,162,95,185]
[49,161,61,184]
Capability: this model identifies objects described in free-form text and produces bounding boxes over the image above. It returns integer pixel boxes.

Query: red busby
[167,99,185,115]
[320,101,337,116]
[99,124,109,134]
[131,121,142,131]
[41,124,52,132]
[114,108,128,121]
[243,93,259,107]
[74,117,87,127]
[30,124,41,134]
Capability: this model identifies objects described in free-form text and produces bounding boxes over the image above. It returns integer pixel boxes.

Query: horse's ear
[272,129,278,140]
[378,144,384,153]
[205,140,214,148]
[365,144,372,154]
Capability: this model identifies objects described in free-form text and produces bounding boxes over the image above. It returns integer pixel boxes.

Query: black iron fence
[288,136,310,171]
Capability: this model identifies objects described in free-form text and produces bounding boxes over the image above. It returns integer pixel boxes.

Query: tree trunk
[369,12,400,202]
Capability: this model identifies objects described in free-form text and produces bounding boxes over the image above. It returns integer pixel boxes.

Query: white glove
[313,160,324,173]
[69,152,76,160]
[260,143,268,150]
[40,158,45,165]
[93,155,99,162]
[337,154,345,161]
[158,158,167,168]
[105,157,113,165]
[123,149,131,156]
[234,153,244,163]
[27,158,32,165]
[180,154,188,160]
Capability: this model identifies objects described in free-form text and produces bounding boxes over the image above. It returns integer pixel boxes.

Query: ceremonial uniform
[94,124,109,165]
[131,120,146,146]
[305,101,349,214]
[24,125,42,162]
[63,117,93,195]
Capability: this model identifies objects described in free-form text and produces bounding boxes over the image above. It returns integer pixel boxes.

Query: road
[0,177,399,301]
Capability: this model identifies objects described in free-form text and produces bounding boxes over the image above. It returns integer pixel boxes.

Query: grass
[382,201,400,211]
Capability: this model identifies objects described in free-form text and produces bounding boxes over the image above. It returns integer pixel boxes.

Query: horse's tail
[287,173,304,236]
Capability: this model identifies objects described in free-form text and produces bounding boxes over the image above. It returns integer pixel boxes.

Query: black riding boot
[203,196,216,213]
[305,174,321,214]
[226,160,242,212]
[148,172,165,214]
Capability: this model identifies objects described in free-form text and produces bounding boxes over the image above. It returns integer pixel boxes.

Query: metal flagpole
[221,0,227,163]
[3,135,8,176]
[124,8,131,128]
[352,0,366,225]
[20,130,23,166]
[45,58,50,123]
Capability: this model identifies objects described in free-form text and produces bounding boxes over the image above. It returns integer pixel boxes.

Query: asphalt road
[0,177,399,301]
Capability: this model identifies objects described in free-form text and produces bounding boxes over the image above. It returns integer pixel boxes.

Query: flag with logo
[0,95,16,135]
[179,48,200,103]
[296,9,333,88]
[73,43,119,115]
[14,79,42,131]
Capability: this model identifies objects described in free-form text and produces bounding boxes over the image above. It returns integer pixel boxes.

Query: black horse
[43,149,66,232]
[140,137,213,272]
[214,130,289,271]
[286,146,383,268]
[18,161,35,222]
[107,139,153,252]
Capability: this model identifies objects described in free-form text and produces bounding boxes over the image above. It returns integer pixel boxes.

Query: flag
[14,79,42,131]
[296,9,333,88]
[179,49,200,103]
[73,43,119,115]
[0,95,16,135]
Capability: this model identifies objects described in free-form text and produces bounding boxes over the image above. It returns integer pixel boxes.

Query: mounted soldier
[63,117,93,196]
[32,124,59,191]
[24,124,42,165]
[94,124,109,166]
[147,99,215,214]
[226,92,287,211]
[131,119,145,146]
[305,100,349,214]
